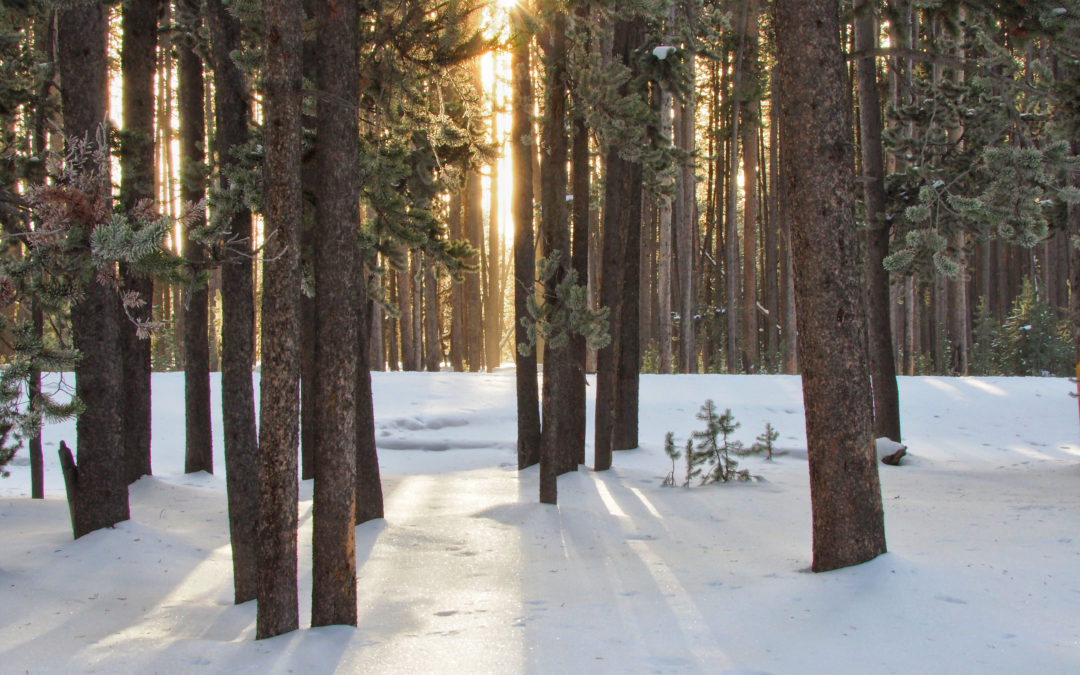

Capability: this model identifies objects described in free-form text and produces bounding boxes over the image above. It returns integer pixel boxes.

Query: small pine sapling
[684,437,701,487]
[662,432,679,486]
[691,400,752,483]
[751,422,785,461]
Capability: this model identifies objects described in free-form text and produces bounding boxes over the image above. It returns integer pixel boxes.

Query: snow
[2,371,1079,673]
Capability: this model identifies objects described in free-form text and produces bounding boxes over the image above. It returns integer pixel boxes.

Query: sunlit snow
[1,371,1078,673]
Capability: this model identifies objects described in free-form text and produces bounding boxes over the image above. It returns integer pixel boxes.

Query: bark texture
[855,0,902,442]
[595,17,645,470]
[775,0,887,572]
[311,0,359,626]
[119,0,157,485]
[257,0,302,639]
[178,0,212,476]
[207,0,260,605]
[58,4,130,537]
[512,7,540,470]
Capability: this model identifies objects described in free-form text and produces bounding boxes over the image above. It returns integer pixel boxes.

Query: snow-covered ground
[1,371,1078,674]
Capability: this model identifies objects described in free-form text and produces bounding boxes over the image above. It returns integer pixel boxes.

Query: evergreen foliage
[519,252,610,355]
[751,422,783,461]
[0,138,181,474]
[667,400,761,486]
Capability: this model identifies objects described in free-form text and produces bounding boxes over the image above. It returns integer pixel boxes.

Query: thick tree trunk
[207,0,259,605]
[311,0,359,626]
[178,0,212,476]
[776,0,887,572]
[119,0,157,485]
[58,1,130,539]
[855,0,901,441]
[258,0,301,637]
[512,6,540,470]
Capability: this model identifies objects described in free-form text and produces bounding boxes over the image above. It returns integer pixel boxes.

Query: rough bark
[311,0,359,626]
[355,268,384,524]
[775,0,887,572]
[512,6,540,470]
[119,0,157,485]
[58,0,130,539]
[397,259,417,371]
[258,0,302,638]
[855,0,902,441]
[206,0,260,605]
[595,17,645,469]
[178,0,212,476]
[539,6,572,503]
[448,192,466,372]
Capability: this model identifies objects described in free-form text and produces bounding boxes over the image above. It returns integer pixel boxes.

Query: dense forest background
[3,0,1076,384]
[0,0,1078,634]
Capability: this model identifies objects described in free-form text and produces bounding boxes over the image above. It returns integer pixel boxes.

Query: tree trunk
[539,4,572,502]
[311,0,359,626]
[448,191,465,371]
[119,0,157,485]
[355,264,384,524]
[855,0,901,441]
[776,0,886,572]
[58,3,130,537]
[569,25,591,466]
[485,95,502,371]
[207,0,260,605]
[178,0,212,476]
[740,0,760,372]
[257,0,302,638]
[424,254,441,371]
[397,259,416,371]
[657,81,675,375]
[676,26,697,374]
[595,16,645,469]
[512,6,541,470]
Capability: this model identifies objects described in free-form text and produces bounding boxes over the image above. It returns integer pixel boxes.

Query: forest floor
[1,371,1079,673]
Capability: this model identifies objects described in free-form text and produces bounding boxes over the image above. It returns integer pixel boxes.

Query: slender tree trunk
[464,91,486,373]
[311,0,359,626]
[539,4,572,502]
[676,19,697,374]
[58,1,130,538]
[595,16,645,469]
[569,30,590,466]
[485,105,503,372]
[258,0,302,638]
[424,254,441,371]
[207,0,259,605]
[448,191,466,371]
[855,0,901,441]
[356,261,384,524]
[740,0,760,372]
[119,0,157,485]
[397,259,416,370]
[512,6,540,470]
[765,92,780,365]
[776,0,886,572]
[178,0,212,476]
[657,81,675,375]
